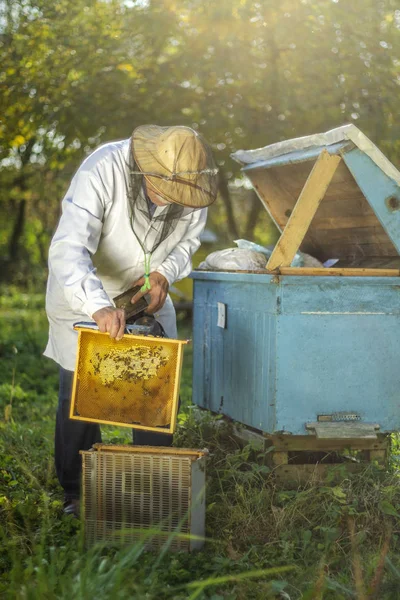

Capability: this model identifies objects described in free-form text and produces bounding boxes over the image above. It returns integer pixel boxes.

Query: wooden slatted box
[81,445,208,551]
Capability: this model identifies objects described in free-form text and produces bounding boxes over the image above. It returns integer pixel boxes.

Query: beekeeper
[44,125,218,515]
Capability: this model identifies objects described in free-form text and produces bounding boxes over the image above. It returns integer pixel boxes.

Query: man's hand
[131,271,169,314]
[92,306,126,341]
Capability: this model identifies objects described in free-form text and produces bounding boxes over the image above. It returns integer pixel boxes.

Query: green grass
[1,288,400,599]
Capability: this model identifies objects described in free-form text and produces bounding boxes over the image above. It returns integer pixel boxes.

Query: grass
[1,287,400,598]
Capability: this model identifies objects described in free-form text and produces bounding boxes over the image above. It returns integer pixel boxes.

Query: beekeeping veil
[128,125,218,291]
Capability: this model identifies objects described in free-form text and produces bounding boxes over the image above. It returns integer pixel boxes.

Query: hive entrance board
[231,125,400,274]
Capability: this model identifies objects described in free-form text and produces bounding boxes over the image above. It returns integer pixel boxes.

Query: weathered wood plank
[231,424,266,449]
[369,449,387,465]
[267,151,342,270]
[196,267,400,276]
[249,168,298,231]
[274,161,362,208]
[268,434,389,452]
[306,422,380,439]
[272,451,289,466]
[321,245,396,258]
[276,267,400,277]
[246,157,399,263]
[309,227,391,244]
[347,256,400,269]
[311,216,385,229]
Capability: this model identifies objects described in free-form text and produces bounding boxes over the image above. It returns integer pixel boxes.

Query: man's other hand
[92,306,126,341]
[131,272,169,314]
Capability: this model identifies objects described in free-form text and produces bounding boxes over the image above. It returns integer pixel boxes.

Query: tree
[0,0,136,278]
[2,0,400,283]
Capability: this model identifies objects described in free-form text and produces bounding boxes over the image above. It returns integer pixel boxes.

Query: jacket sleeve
[155,208,208,285]
[48,167,113,318]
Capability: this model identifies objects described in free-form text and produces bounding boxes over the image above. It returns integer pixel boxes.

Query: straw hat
[132,125,218,208]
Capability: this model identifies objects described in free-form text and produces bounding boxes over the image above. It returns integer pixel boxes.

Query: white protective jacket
[44,139,207,371]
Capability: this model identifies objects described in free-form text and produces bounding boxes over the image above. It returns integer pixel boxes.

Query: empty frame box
[81,444,208,551]
[70,327,187,433]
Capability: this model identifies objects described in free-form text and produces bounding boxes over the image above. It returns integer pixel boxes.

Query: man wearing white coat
[44,125,218,515]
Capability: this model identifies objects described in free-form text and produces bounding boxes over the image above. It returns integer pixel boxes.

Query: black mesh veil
[127,144,194,256]
[127,127,218,292]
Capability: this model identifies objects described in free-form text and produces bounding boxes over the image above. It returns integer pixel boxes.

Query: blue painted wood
[343,148,400,255]
[275,313,400,433]
[241,140,353,172]
[192,275,278,431]
[191,271,400,435]
[192,137,400,434]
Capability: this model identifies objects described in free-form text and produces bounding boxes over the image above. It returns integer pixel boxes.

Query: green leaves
[2,296,400,597]
[3,0,400,278]
[379,500,400,519]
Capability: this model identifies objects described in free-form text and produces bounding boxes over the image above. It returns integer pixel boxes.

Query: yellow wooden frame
[82,444,208,458]
[70,327,187,434]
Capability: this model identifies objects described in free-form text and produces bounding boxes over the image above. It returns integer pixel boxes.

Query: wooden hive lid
[231,125,400,269]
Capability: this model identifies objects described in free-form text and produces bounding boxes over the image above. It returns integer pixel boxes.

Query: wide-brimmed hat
[131,125,218,208]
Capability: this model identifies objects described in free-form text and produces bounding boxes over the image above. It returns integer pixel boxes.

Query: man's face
[145,180,171,207]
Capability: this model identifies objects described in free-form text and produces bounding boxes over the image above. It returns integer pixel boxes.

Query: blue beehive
[191,125,400,436]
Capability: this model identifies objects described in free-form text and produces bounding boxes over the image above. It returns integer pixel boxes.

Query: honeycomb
[70,329,186,432]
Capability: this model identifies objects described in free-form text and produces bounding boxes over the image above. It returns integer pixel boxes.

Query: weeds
[176,408,400,598]
[1,292,400,598]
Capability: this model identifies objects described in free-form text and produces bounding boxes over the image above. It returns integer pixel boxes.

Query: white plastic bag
[234,239,324,268]
[198,248,267,271]
[198,240,337,272]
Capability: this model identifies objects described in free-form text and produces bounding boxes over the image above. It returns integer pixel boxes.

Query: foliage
[1,292,400,598]
[2,0,400,283]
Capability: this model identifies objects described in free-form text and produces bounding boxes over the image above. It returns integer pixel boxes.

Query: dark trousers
[55,368,174,499]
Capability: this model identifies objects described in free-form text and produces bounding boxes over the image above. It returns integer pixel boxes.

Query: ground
[1,288,400,599]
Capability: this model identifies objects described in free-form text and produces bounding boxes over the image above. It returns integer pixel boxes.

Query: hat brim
[132,125,218,209]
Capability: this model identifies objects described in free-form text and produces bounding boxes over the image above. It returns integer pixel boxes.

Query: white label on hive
[217,303,226,328]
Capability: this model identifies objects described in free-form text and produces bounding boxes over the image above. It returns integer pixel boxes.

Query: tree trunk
[7,138,36,265]
[8,198,27,262]
[218,169,239,240]
[244,190,262,240]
